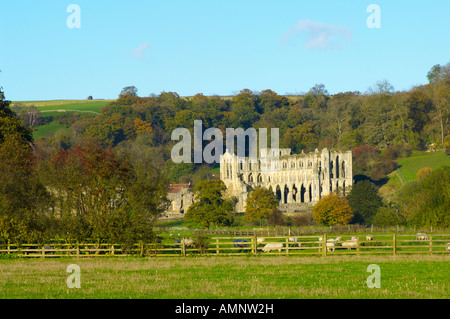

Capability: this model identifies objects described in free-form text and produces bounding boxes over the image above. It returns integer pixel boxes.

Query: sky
[0,0,449,101]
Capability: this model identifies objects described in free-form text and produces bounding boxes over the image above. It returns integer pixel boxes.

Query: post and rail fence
[1,233,449,258]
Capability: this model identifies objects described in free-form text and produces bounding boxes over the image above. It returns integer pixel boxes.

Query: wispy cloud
[132,42,151,60]
[281,20,352,50]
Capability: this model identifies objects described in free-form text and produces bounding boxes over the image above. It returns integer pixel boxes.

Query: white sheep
[257,238,266,244]
[326,242,336,252]
[366,235,373,241]
[446,243,450,252]
[262,242,283,253]
[416,233,429,241]
[181,238,194,247]
[341,237,358,250]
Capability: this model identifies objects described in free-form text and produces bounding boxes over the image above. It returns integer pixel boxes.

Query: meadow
[0,255,448,299]
[12,99,113,140]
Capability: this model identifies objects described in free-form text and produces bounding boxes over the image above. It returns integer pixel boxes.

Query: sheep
[341,237,358,250]
[181,238,194,247]
[262,242,283,253]
[233,239,249,248]
[366,235,373,241]
[326,242,336,252]
[416,233,429,241]
[446,243,450,252]
[257,238,266,244]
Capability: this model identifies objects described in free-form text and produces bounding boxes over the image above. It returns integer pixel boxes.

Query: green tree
[397,166,450,228]
[346,180,383,225]
[372,205,405,227]
[0,89,50,243]
[245,187,279,225]
[185,180,234,228]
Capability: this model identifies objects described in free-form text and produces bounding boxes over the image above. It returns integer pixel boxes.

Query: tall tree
[245,187,279,225]
[185,180,234,228]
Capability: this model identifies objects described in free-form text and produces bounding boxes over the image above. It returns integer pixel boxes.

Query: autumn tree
[313,193,353,226]
[245,187,279,225]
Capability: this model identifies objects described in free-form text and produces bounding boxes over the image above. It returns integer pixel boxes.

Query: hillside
[379,151,450,201]
[12,99,113,139]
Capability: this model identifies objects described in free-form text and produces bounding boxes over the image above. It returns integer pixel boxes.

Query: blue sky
[1,0,449,101]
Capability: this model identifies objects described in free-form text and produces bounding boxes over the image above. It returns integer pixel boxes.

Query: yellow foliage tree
[313,193,353,226]
[134,118,153,133]
[417,167,432,180]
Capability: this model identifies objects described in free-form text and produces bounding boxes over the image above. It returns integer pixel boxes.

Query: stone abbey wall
[220,148,353,213]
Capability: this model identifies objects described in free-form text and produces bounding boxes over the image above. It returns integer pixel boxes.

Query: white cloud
[281,20,352,50]
[132,42,151,60]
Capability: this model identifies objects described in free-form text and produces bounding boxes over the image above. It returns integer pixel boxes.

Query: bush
[372,206,405,227]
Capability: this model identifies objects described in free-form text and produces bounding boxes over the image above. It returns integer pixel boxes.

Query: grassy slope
[379,151,450,200]
[0,255,448,299]
[13,100,113,139]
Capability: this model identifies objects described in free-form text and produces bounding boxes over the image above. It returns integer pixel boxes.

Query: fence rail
[1,233,449,258]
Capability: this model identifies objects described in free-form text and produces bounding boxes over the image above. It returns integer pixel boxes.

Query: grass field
[0,255,448,299]
[379,151,449,200]
[14,99,113,113]
[396,151,450,182]
[12,99,113,140]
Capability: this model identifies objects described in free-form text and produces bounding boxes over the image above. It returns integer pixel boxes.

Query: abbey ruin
[220,148,353,213]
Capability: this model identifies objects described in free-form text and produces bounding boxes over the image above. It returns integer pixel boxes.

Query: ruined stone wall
[220,148,353,213]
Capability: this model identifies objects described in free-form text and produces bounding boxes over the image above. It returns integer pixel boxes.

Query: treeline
[28,63,450,184]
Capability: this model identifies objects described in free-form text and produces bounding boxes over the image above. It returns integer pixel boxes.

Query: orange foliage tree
[313,193,353,226]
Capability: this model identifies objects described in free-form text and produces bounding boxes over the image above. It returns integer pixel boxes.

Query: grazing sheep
[262,242,283,253]
[446,243,450,252]
[366,235,373,241]
[326,242,336,252]
[341,237,358,250]
[257,238,266,244]
[233,239,249,248]
[181,238,194,247]
[416,233,429,241]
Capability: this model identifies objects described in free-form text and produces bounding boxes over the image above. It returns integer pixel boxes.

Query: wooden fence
[1,233,449,258]
[0,233,450,258]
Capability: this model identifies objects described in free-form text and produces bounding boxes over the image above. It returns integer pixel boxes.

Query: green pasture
[396,151,450,182]
[12,99,113,139]
[0,255,448,299]
[14,99,113,114]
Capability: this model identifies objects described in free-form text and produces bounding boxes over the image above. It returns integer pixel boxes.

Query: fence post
[182,238,186,257]
[42,245,45,258]
[253,234,257,256]
[111,244,115,256]
[286,237,289,256]
[429,236,433,255]
[216,238,219,255]
[356,238,360,256]
[393,233,396,256]
[7,240,10,255]
[323,234,327,257]
[76,241,80,257]
[139,241,144,257]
